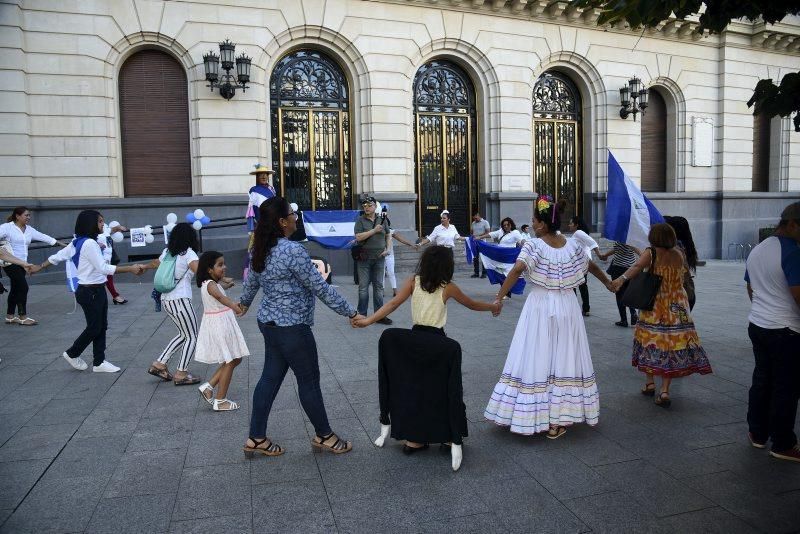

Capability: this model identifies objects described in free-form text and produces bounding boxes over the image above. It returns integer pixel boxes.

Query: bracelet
[621,274,628,281]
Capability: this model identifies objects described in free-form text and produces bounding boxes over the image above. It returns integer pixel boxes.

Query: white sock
[451,444,463,471]
[374,424,390,447]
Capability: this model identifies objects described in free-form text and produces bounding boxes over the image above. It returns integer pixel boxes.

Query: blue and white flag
[66,260,78,293]
[302,210,360,250]
[466,237,526,295]
[605,149,664,250]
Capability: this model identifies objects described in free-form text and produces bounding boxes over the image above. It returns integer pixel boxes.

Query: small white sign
[692,117,713,167]
[130,227,147,247]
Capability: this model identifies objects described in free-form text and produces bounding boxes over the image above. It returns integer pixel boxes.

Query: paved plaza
[1,260,799,533]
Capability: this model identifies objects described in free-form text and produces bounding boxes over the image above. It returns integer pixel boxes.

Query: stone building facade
[1,0,799,260]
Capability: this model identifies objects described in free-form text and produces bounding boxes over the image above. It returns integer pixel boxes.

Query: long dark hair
[7,206,28,223]
[74,210,102,240]
[167,222,199,257]
[664,215,698,272]
[534,199,567,233]
[196,250,223,287]
[570,215,590,232]
[416,246,454,293]
[500,217,517,233]
[252,196,291,273]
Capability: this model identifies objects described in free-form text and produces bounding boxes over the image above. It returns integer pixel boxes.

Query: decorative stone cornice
[394,0,800,51]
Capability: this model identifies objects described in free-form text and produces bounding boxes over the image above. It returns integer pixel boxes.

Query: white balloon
[193,209,205,220]
[111,232,124,243]
[192,220,203,231]
[108,221,120,230]
[290,202,299,213]
[164,222,176,232]
[145,234,155,244]
[144,225,153,235]
[166,212,178,224]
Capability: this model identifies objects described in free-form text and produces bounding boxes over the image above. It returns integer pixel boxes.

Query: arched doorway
[119,49,191,197]
[641,89,667,192]
[270,50,352,211]
[532,71,581,220]
[413,60,478,235]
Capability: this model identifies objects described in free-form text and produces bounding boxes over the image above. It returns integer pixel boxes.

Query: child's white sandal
[198,382,214,405]
[213,398,239,412]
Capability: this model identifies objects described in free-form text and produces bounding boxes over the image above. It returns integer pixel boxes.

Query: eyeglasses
[362,203,374,207]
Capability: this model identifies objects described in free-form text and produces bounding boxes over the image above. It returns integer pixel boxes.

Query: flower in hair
[536,195,553,214]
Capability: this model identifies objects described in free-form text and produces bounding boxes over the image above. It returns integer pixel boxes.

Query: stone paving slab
[1,260,800,532]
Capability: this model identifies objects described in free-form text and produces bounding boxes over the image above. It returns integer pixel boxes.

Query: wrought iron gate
[414,61,477,235]
[532,72,581,219]
[270,50,352,211]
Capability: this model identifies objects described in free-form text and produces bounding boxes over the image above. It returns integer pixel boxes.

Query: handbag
[351,216,377,261]
[620,247,662,311]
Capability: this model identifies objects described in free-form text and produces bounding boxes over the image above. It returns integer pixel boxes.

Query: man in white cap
[745,201,800,461]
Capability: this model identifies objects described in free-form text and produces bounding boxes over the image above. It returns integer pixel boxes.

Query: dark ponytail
[251,196,291,273]
[7,206,27,223]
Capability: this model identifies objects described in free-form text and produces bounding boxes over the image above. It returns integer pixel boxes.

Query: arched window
[119,50,191,196]
[270,50,352,211]
[752,112,771,192]
[413,60,477,234]
[532,72,581,218]
[641,89,667,192]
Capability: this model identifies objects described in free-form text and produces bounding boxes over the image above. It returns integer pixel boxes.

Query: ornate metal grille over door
[532,72,581,219]
[270,50,352,211]
[414,61,477,235]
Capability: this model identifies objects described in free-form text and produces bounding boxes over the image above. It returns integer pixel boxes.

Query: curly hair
[500,217,517,232]
[415,245,454,293]
[251,196,291,273]
[167,223,199,257]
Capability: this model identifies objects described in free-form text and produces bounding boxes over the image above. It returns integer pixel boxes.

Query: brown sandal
[244,437,284,458]
[547,426,567,440]
[312,432,352,454]
[641,382,656,396]
[147,365,173,381]
[173,373,201,386]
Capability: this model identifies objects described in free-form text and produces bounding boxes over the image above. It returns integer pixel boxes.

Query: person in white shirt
[379,206,416,297]
[475,217,525,248]
[416,211,465,250]
[0,206,68,325]
[744,201,800,462]
[519,224,533,242]
[568,215,600,316]
[37,210,146,372]
[142,223,204,385]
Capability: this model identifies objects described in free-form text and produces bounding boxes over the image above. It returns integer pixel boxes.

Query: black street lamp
[203,39,251,100]
[619,77,648,121]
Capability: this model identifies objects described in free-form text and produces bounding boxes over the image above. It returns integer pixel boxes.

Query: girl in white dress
[194,251,250,412]
[484,197,613,438]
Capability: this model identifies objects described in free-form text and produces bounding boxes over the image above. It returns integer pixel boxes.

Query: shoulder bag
[620,247,662,311]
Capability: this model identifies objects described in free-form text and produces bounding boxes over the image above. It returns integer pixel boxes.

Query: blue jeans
[357,257,385,316]
[249,323,332,439]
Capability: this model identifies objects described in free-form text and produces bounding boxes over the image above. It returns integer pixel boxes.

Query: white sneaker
[63,352,88,371]
[92,361,120,373]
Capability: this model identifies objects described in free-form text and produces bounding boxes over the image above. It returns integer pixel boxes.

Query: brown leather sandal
[244,437,284,458]
[173,373,201,386]
[147,365,173,381]
[311,432,352,454]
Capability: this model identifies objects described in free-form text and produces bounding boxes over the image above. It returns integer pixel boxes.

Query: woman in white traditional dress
[484,197,613,439]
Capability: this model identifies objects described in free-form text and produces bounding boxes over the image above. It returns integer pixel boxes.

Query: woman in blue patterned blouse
[240,197,363,457]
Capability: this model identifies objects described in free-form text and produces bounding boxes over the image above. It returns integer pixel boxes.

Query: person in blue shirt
[239,197,365,458]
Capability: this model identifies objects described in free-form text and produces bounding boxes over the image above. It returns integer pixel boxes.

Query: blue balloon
[186,213,196,223]
[200,216,211,225]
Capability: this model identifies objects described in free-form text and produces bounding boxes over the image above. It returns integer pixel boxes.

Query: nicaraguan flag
[66,260,78,293]
[605,149,664,250]
[303,210,360,249]
[467,237,526,295]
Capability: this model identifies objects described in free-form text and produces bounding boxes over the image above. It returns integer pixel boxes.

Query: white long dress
[194,281,250,364]
[484,238,599,435]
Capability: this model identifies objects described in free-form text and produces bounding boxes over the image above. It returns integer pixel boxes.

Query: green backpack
[153,252,180,293]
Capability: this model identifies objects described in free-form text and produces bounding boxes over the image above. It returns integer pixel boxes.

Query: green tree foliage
[569,0,800,130]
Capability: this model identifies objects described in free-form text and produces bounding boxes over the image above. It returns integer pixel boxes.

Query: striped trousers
[158,297,198,372]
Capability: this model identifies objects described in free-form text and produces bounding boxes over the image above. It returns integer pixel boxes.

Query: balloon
[193,209,205,220]
[290,202,299,213]
[200,216,210,225]
[108,221,120,230]
[111,232,124,243]
[166,213,178,224]
[144,225,153,235]
[145,234,155,244]
[164,223,176,232]
[192,220,203,231]
[186,213,195,223]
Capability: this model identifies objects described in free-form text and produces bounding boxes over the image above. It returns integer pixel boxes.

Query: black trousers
[3,264,28,316]
[573,275,589,314]
[607,264,636,322]
[473,255,486,276]
[747,323,800,452]
[66,285,108,366]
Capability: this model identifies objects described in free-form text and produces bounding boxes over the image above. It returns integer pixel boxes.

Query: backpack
[154,251,181,293]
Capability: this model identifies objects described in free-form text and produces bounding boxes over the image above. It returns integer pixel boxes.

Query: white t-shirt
[745,236,800,333]
[159,247,199,301]
[428,224,460,248]
[0,222,57,262]
[571,230,599,260]
[489,228,524,248]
